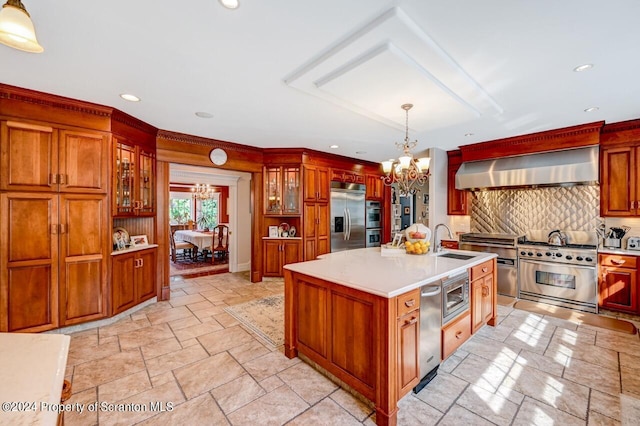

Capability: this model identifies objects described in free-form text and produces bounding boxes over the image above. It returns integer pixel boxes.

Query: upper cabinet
[600,120,640,217]
[113,136,156,217]
[331,168,364,185]
[0,120,109,194]
[366,174,384,200]
[447,150,470,216]
[600,145,639,216]
[303,165,329,203]
[264,165,301,216]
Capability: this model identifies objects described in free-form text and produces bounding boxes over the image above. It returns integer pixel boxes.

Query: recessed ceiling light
[195,112,214,118]
[330,145,339,149]
[120,93,140,102]
[584,107,599,112]
[573,64,594,72]
[355,151,367,154]
[464,133,474,137]
[219,0,239,9]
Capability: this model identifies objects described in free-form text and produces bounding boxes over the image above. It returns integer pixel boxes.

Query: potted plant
[196,214,212,232]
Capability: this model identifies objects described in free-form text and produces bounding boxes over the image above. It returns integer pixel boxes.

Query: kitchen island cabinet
[284,248,496,425]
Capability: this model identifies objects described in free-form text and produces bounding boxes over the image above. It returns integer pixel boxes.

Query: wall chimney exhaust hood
[455,145,599,190]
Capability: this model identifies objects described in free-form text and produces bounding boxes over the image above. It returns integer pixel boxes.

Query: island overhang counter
[283,247,498,426]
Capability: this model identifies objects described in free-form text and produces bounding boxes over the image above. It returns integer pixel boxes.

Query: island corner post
[283,268,402,426]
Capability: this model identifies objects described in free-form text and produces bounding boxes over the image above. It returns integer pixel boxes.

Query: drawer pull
[611,259,626,265]
[482,267,488,273]
[455,330,463,339]
[404,299,415,308]
[405,316,418,325]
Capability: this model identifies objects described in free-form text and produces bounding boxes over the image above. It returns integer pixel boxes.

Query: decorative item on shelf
[381,104,431,196]
[0,0,44,53]
[112,227,130,251]
[279,222,289,237]
[268,225,279,238]
[289,226,296,237]
[130,235,149,247]
[191,183,215,200]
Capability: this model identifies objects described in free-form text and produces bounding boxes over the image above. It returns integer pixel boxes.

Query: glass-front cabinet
[264,165,300,216]
[114,137,156,217]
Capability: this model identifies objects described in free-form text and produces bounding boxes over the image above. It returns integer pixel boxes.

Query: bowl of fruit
[404,224,432,255]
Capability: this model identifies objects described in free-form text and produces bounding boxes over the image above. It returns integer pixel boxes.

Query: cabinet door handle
[58,174,67,185]
[455,330,463,339]
[404,299,415,308]
[49,173,58,185]
[59,224,66,234]
[632,201,636,209]
[139,258,143,267]
[51,224,58,234]
[482,267,488,273]
[611,259,626,265]
[404,316,418,325]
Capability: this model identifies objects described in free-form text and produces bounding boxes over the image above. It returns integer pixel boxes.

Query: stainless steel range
[517,230,598,313]
[459,233,524,297]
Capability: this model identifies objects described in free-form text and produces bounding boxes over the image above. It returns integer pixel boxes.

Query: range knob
[536,253,543,257]
[528,252,534,257]
[576,256,584,261]
[585,257,593,262]
[555,253,563,258]
[545,252,552,256]
[520,251,526,256]
[566,255,573,260]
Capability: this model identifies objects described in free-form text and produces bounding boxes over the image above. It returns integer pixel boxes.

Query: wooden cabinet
[0,120,109,194]
[366,174,384,200]
[331,169,365,185]
[470,259,495,333]
[264,165,301,215]
[112,247,157,315]
[303,165,329,203]
[397,289,420,397]
[0,193,108,331]
[113,136,156,217]
[303,202,330,260]
[442,311,471,360]
[600,145,639,216]
[263,239,302,277]
[599,254,638,314]
[447,150,470,215]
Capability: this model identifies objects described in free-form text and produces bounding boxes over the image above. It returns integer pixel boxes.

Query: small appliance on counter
[603,226,630,249]
[627,236,640,251]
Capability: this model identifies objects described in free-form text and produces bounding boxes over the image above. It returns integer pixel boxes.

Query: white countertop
[262,237,302,240]
[284,247,496,298]
[598,247,640,256]
[0,333,70,425]
[111,244,159,256]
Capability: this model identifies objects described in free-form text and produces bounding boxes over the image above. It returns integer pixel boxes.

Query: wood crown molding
[459,121,604,162]
[0,83,112,117]
[111,109,157,135]
[600,118,640,145]
[157,129,263,154]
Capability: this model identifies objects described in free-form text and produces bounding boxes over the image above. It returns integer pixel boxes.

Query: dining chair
[170,229,195,262]
[211,224,230,264]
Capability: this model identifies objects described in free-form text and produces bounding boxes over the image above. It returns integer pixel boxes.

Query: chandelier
[381,104,431,196]
[191,184,215,200]
[0,0,43,53]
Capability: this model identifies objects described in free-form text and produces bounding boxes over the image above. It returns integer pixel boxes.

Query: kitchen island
[284,247,497,426]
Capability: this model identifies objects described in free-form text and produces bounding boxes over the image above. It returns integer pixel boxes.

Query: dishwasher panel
[414,284,442,393]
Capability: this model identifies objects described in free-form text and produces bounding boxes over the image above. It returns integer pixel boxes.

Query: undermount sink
[436,252,476,260]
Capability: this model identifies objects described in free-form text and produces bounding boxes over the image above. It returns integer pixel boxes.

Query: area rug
[513,300,637,335]
[169,259,228,277]
[223,295,284,347]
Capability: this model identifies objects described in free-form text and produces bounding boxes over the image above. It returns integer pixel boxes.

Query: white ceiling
[2,0,640,163]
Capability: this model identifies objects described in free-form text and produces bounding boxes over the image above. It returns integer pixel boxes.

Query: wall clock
[209,148,228,166]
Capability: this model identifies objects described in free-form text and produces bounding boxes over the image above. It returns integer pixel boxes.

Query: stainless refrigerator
[330,182,366,252]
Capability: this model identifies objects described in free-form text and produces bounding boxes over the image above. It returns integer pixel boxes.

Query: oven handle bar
[518,258,596,271]
[497,258,516,266]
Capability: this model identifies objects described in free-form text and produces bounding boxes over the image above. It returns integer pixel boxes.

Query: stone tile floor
[64,272,640,425]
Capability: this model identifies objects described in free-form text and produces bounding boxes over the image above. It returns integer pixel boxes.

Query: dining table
[174,230,213,260]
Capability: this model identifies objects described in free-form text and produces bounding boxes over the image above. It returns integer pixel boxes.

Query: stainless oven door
[365,228,381,247]
[519,259,597,311]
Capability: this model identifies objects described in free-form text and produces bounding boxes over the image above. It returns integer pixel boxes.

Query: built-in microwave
[442,272,469,325]
[366,201,381,229]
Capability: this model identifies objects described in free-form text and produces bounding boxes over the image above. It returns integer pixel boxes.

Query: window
[169,195,193,224]
[196,196,219,229]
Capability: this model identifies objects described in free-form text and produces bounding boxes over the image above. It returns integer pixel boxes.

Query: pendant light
[0,0,43,53]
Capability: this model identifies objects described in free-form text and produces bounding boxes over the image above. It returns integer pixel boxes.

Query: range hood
[455,146,599,190]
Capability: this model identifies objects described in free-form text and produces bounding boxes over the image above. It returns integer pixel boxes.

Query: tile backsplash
[470,185,603,235]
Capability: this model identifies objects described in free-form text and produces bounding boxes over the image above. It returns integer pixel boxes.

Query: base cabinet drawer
[442,310,471,360]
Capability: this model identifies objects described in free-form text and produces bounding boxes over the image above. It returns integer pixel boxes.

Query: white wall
[169,164,252,272]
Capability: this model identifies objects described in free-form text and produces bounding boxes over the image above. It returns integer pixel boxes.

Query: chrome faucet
[433,223,454,252]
